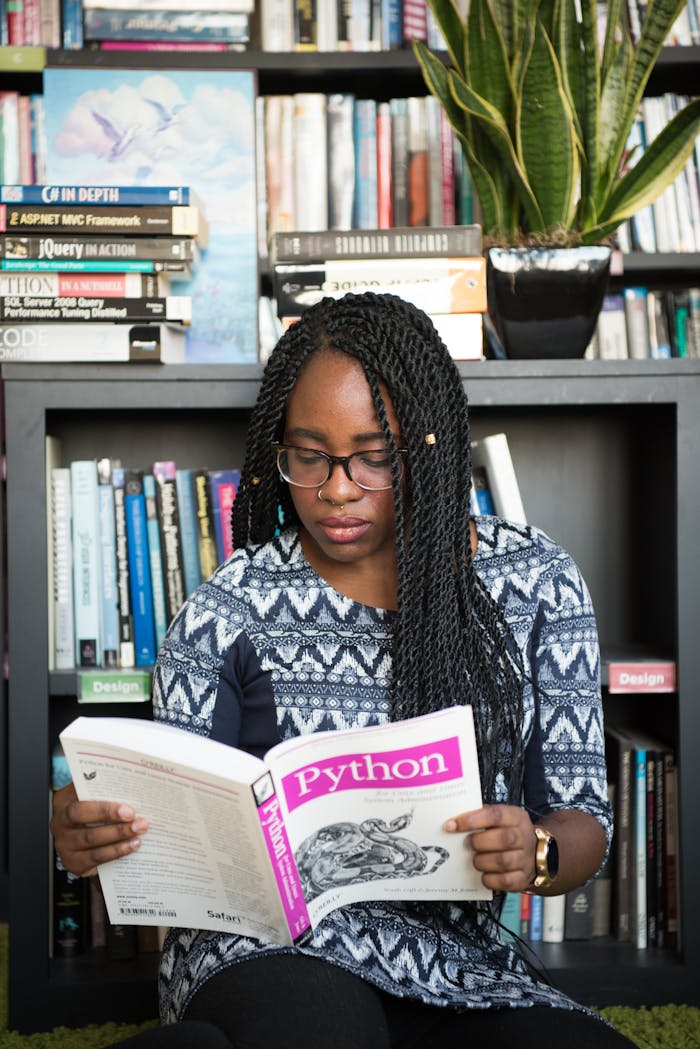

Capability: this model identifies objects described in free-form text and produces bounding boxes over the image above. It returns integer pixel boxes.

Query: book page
[60,717,294,944]
[267,706,491,930]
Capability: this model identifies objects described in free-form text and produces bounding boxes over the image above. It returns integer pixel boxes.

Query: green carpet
[0,925,698,1047]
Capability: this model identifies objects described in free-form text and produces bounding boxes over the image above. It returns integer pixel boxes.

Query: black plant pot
[486,246,612,360]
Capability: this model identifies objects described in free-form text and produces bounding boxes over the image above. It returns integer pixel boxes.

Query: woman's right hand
[50,782,149,877]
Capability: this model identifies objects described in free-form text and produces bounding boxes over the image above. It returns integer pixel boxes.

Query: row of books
[501,878,613,945]
[48,447,241,671]
[0,183,207,361]
[590,287,700,360]
[606,728,681,951]
[3,0,700,50]
[617,98,700,255]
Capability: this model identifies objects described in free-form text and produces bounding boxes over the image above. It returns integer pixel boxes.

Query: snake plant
[413,0,700,245]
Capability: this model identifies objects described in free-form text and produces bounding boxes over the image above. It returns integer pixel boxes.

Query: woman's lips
[317,516,370,543]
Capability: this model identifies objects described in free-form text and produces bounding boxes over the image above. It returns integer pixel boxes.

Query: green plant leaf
[600,0,624,77]
[423,0,467,75]
[448,72,545,231]
[518,17,579,230]
[412,40,466,130]
[465,0,513,126]
[597,31,633,206]
[592,96,700,231]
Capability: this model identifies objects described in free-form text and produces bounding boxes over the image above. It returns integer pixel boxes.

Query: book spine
[376,100,393,230]
[390,97,410,228]
[273,258,487,317]
[541,894,566,943]
[208,469,240,564]
[260,0,294,50]
[468,433,527,525]
[193,468,220,580]
[82,7,249,40]
[0,294,191,324]
[112,467,136,668]
[292,93,327,233]
[564,883,595,940]
[256,791,311,942]
[270,223,483,264]
[0,233,200,262]
[663,750,679,950]
[0,270,164,296]
[0,322,186,363]
[175,468,202,598]
[613,738,632,941]
[51,466,75,670]
[633,746,648,950]
[352,98,378,230]
[407,96,429,227]
[152,460,186,625]
[528,893,543,941]
[0,203,206,240]
[264,95,295,239]
[97,458,120,669]
[124,470,157,667]
[652,751,666,948]
[61,0,84,47]
[0,184,196,205]
[326,93,356,232]
[70,460,102,667]
[293,0,317,48]
[1,258,194,275]
[142,473,168,651]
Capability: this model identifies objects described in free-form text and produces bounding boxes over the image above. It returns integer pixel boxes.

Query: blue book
[380,0,402,48]
[70,460,101,667]
[61,0,84,47]
[111,467,135,668]
[208,469,241,564]
[96,457,119,668]
[124,470,157,666]
[142,474,168,651]
[529,893,543,941]
[175,468,202,597]
[499,892,521,943]
[0,184,196,206]
[471,465,495,516]
[633,745,648,950]
[353,99,378,229]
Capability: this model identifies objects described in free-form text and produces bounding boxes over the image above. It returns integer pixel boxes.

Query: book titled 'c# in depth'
[60,705,490,946]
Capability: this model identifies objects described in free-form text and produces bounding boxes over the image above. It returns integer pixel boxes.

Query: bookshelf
[2,359,699,1032]
[0,37,698,1034]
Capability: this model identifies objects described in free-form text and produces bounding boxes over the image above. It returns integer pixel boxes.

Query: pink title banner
[281,736,463,812]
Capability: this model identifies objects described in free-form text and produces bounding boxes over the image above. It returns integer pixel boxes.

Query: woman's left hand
[443,804,537,893]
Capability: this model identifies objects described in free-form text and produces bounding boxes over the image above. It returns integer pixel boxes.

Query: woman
[52,292,631,1048]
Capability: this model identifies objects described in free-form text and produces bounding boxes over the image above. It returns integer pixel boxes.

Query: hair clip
[424,433,437,445]
[251,476,261,486]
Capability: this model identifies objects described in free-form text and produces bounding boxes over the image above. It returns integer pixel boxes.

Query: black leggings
[177,953,635,1049]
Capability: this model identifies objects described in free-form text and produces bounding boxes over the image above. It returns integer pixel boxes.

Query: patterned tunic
[153,519,612,1024]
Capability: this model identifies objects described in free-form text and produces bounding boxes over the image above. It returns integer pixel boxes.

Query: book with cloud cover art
[42,65,258,363]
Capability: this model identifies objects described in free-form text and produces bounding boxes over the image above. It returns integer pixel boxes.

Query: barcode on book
[118,907,177,918]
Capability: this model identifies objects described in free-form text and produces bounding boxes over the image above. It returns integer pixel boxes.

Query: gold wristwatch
[530,826,559,889]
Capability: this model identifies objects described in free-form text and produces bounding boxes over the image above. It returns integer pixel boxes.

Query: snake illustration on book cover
[295,812,450,901]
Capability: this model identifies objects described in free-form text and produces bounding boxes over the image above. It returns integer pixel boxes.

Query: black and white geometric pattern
[153,520,612,1023]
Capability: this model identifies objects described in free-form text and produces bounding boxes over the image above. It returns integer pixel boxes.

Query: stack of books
[269,224,487,361]
[48,445,240,672]
[0,183,206,363]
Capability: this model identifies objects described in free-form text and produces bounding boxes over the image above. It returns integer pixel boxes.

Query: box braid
[231,292,525,805]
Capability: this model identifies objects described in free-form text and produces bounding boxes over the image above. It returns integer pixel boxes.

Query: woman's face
[282,350,403,590]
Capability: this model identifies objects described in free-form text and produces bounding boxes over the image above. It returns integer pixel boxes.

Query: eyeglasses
[273,442,407,491]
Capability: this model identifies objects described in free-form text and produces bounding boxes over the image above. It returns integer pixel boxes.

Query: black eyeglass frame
[272,441,408,491]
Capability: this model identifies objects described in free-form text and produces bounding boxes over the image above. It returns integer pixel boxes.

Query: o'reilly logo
[79,671,150,704]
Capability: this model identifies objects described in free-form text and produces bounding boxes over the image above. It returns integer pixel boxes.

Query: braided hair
[231,292,525,805]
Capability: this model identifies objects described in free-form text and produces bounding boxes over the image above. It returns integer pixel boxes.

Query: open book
[60,705,490,947]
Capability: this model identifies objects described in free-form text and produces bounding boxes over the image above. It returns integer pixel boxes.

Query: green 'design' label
[79,671,150,704]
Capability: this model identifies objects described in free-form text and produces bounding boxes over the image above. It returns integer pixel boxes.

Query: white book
[70,460,102,668]
[430,312,483,361]
[596,294,629,360]
[0,323,186,363]
[623,287,650,359]
[470,433,527,525]
[264,96,295,238]
[50,465,75,671]
[293,94,328,233]
[327,93,356,231]
[259,0,294,50]
[542,894,566,942]
[97,458,120,669]
[60,705,490,945]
